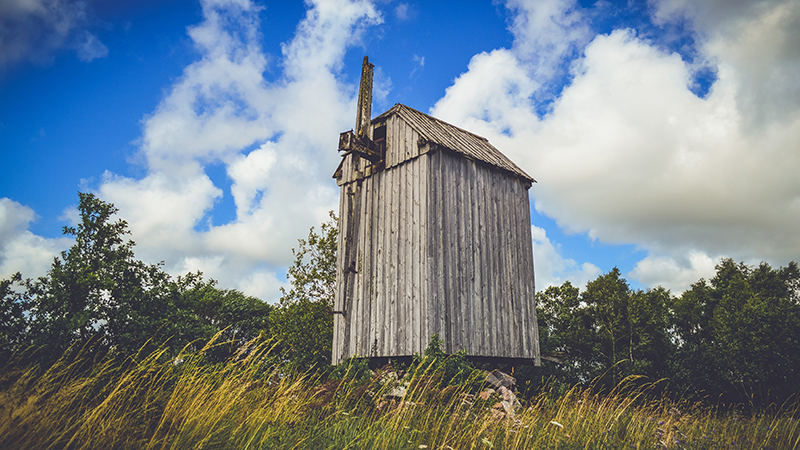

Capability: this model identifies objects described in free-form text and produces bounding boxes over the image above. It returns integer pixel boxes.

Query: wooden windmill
[332,56,540,365]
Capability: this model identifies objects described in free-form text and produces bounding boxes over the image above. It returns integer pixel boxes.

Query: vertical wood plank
[369,174,379,355]
[468,161,480,355]
[411,157,421,354]
[399,159,408,354]
[378,169,389,355]
[405,158,414,354]
[411,128,420,159]
[396,119,406,168]
[507,181,520,356]
[359,177,371,355]
[389,165,399,355]
[443,153,455,353]
[436,151,448,351]
[424,153,434,346]
[405,159,414,354]
[456,155,468,353]
[499,177,511,356]
[522,185,539,360]
[489,173,500,357]
[333,182,346,363]
[428,151,442,344]
[387,116,394,168]
[512,180,523,357]
[395,163,404,355]
[476,165,486,356]
[339,184,351,360]
[504,178,514,357]
[419,153,429,353]
[405,121,413,161]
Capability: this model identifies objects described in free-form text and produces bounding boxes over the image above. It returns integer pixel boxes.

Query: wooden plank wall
[426,149,538,360]
[332,116,539,364]
[336,115,426,186]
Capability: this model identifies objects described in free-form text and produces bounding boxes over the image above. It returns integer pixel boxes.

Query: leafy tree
[9,193,215,361]
[0,273,32,358]
[536,281,590,384]
[671,259,800,406]
[177,273,272,360]
[0,193,280,364]
[536,269,675,388]
[625,287,672,379]
[269,212,337,371]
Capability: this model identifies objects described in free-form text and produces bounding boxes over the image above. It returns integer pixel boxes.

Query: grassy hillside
[2,336,798,450]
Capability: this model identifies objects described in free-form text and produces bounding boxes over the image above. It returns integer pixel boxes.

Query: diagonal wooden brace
[338,130,382,163]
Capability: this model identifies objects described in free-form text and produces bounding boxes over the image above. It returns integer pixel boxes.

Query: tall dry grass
[1,335,798,449]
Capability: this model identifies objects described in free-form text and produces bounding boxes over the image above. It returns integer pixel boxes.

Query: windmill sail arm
[338,130,382,163]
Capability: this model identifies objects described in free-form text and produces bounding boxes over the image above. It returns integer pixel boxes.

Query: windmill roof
[373,104,535,183]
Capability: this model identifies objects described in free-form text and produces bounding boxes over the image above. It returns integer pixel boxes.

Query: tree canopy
[4,192,800,409]
[0,193,272,364]
[269,212,338,372]
[538,259,800,408]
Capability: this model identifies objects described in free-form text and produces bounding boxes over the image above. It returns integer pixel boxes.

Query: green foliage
[329,356,372,381]
[0,192,273,365]
[176,273,272,361]
[2,193,212,362]
[536,269,675,389]
[671,259,800,407]
[5,192,800,413]
[540,260,800,408]
[409,334,480,388]
[270,212,338,372]
[0,273,31,356]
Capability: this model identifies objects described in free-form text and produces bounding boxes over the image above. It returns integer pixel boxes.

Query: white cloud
[0,198,71,280]
[431,49,539,135]
[75,29,108,62]
[394,3,408,20]
[629,251,720,293]
[431,0,800,293]
[410,54,424,78]
[95,0,382,302]
[531,225,601,290]
[0,0,107,70]
[505,0,591,82]
[653,0,800,128]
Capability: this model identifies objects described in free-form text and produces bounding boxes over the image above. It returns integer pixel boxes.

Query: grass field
[2,336,798,450]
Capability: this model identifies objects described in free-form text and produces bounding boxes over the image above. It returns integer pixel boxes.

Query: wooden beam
[339,130,382,163]
[355,56,373,138]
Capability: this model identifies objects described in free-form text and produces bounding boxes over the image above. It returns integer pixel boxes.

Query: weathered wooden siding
[333,153,430,360]
[332,111,539,364]
[425,149,538,359]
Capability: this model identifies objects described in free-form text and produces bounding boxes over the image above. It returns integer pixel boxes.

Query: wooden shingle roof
[374,104,535,183]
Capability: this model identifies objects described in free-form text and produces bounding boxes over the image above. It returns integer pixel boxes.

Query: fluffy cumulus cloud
[432,0,800,293]
[628,251,721,292]
[0,0,107,70]
[0,199,71,280]
[96,0,382,301]
[531,225,601,290]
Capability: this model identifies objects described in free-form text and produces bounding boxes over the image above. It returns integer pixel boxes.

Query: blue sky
[2,0,799,302]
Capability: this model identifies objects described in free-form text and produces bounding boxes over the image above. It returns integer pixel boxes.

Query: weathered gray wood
[357,176,368,354]
[377,168,388,355]
[332,105,539,364]
[468,161,480,354]
[405,120,413,161]
[388,165,398,355]
[456,154,468,353]
[444,152,455,353]
[333,184,346,359]
[411,157,421,354]
[419,153,428,354]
